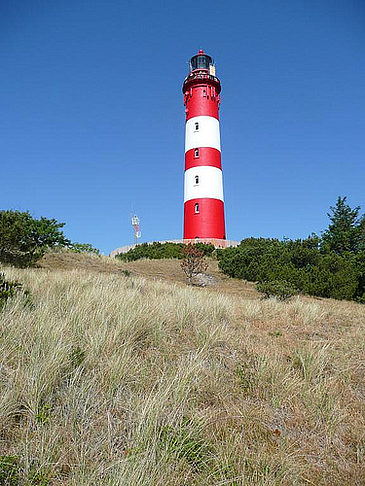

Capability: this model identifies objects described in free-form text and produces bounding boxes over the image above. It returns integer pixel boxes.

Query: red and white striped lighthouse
[183,50,226,240]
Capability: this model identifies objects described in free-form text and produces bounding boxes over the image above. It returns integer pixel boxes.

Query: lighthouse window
[203,89,206,97]
[194,148,199,158]
[195,203,199,214]
[195,175,199,184]
[195,122,199,131]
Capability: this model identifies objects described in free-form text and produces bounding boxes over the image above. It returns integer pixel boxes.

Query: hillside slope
[0,254,364,485]
[39,251,258,298]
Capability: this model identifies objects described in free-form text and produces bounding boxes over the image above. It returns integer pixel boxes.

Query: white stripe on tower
[184,166,223,202]
[184,115,223,203]
[185,116,221,152]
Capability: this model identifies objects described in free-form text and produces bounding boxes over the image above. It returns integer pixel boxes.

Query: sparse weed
[160,419,212,471]
[27,466,51,485]
[236,365,254,394]
[69,345,86,368]
[0,272,30,310]
[0,456,19,485]
[35,404,51,425]
[0,456,50,486]
[268,330,282,337]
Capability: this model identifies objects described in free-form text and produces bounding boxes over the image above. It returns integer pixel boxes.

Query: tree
[321,196,364,255]
[0,210,70,267]
[180,244,208,285]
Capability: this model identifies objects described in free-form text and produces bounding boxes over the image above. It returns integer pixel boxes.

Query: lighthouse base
[183,198,225,240]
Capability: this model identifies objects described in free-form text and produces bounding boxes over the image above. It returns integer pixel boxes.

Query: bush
[217,238,363,301]
[116,242,215,262]
[68,242,100,255]
[256,280,299,301]
[180,244,208,285]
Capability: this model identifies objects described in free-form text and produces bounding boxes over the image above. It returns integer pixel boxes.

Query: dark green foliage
[0,210,70,267]
[68,242,100,255]
[0,273,30,310]
[354,250,365,303]
[116,242,215,262]
[321,196,364,255]
[192,242,215,257]
[0,456,19,485]
[217,198,364,301]
[117,242,183,261]
[218,238,364,302]
[256,280,299,301]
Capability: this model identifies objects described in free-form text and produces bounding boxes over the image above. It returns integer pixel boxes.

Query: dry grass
[39,251,258,298]
[0,254,364,485]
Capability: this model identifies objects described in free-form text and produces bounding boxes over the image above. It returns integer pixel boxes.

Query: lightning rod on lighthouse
[182,49,226,240]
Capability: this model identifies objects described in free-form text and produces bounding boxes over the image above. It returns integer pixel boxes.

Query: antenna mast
[131,215,141,245]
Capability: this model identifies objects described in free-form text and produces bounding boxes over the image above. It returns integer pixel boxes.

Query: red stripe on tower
[185,147,221,171]
[182,49,226,240]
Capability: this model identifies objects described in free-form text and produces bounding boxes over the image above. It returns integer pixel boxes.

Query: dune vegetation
[0,254,364,485]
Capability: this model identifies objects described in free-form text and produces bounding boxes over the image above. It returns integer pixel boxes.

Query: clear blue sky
[1,1,364,254]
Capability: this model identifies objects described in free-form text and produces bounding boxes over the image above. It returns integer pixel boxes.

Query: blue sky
[1,0,364,254]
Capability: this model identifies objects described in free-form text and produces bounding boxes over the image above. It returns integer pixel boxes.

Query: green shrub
[256,280,299,301]
[217,237,363,302]
[68,242,100,255]
[193,242,215,257]
[116,242,215,262]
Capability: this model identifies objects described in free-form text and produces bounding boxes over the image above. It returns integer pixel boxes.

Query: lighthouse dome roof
[189,50,213,72]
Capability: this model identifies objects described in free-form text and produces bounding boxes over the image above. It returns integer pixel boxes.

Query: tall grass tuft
[0,264,364,485]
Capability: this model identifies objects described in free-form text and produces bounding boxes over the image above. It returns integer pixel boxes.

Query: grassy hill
[0,252,364,485]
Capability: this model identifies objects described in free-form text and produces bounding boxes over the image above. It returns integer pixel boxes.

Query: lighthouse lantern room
[183,50,226,240]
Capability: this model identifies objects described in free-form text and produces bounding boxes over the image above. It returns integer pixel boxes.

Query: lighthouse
[183,50,226,240]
